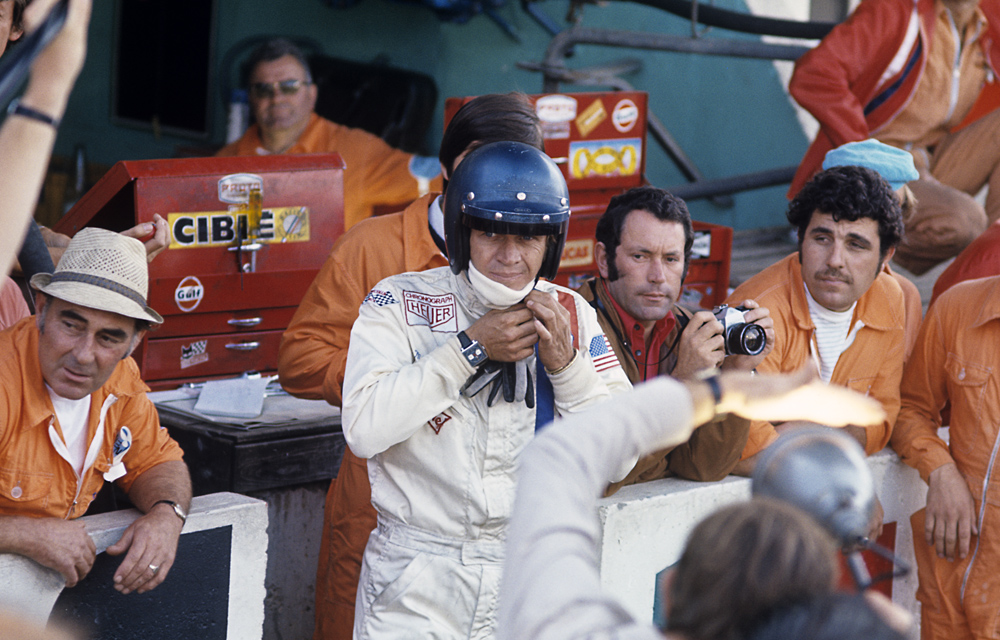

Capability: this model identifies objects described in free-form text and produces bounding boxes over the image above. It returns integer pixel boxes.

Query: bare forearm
[125,461,192,514]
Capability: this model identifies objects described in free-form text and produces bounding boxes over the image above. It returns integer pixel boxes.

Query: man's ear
[306,82,318,111]
[880,246,896,271]
[128,330,146,358]
[34,293,48,329]
[595,242,611,279]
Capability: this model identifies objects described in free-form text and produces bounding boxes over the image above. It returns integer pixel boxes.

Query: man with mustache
[576,186,773,491]
[727,166,906,481]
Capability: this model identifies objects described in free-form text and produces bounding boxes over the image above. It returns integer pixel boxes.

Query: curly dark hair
[10,0,27,38]
[788,166,903,259]
[595,185,694,281]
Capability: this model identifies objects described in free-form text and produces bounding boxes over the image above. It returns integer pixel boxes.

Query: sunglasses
[249,79,310,99]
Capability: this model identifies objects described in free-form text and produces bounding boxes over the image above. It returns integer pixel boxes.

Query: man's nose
[497,237,521,263]
[826,241,847,268]
[647,258,666,283]
[71,334,97,365]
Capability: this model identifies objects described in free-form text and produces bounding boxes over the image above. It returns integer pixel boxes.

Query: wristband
[545,350,577,376]
[703,375,723,406]
[7,99,60,128]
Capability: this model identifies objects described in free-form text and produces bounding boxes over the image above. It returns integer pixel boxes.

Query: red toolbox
[54,154,345,389]
[446,91,731,309]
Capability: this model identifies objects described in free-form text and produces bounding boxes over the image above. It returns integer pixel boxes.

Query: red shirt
[602,279,676,382]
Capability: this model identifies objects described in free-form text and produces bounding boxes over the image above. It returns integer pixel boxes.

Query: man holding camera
[577,186,773,491]
[728,165,906,478]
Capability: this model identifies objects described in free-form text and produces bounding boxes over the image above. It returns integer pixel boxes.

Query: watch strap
[153,499,187,525]
[457,331,487,366]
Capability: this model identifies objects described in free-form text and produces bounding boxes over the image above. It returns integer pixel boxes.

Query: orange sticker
[575,99,607,138]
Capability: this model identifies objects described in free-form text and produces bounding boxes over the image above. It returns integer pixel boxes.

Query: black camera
[713,305,766,356]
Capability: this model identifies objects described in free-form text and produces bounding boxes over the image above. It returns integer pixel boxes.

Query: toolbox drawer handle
[225,341,261,351]
[228,317,263,327]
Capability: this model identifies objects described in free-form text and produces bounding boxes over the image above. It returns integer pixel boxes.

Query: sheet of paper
[193,376,273,419]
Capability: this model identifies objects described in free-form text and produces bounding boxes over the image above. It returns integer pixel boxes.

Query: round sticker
[612,99,639,133]
[174,276,204,312]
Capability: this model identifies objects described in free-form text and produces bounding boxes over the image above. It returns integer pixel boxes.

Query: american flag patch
[589,334,621,372]
[364,289,398,307]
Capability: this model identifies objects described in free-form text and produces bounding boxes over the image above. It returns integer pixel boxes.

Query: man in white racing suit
[342,141,632,639]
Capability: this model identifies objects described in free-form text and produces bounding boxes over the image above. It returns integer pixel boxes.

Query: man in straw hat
[0,228,190,595]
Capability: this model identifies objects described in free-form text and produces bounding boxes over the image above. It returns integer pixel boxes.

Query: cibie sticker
[218,173,263,204]
[402,290,458,332]
[174,276,204,312]
[612,99,639,133]
[535,95,578,123]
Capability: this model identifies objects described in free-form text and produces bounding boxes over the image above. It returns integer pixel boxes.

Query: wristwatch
[457,331,489,367]
[153,499,187,525]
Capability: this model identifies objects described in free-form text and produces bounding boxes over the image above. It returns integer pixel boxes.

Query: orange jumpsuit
[0,318,185,519]
[930,220,1000,306]
[890,276,1000,640]
[277,195,447,640]
[727,254,905,459]
[217,114,442,230]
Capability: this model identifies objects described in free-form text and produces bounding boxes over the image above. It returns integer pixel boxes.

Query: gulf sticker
[175,276,204,312]
[569,138,642,179]
[575,99,607,138]
[535,94,577,123]
[560,238,594,268]
[167,206,310,249]
[612,99,639,133]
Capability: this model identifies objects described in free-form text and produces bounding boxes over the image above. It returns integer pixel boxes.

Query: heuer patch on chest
[402,290,459,332]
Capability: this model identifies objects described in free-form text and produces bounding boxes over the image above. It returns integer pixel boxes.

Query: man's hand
[3,516,96,587]
[525,290,575,372]
[720,299,775,372]
[465,304,538,363]
[672,310,725,381]
[120,213,169,262]
[105,503,184,594]
[925,462,978,561]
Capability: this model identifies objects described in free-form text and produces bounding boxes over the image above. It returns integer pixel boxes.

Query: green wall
[54,0,809,230]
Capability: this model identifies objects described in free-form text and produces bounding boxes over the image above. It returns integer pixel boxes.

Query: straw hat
[30,228,164,325]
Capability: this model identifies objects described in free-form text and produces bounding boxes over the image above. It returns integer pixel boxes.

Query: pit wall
[596,448,927,627]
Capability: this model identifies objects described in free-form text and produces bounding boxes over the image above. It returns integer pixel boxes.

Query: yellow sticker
[569,139,642,179]
[167,207,311,249]
[575,99,607,138]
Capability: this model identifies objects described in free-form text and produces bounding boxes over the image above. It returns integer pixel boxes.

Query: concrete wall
[596,448,928,626]
[0,492,268,639]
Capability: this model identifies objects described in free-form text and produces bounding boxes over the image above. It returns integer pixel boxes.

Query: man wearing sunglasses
[217,38,442,230]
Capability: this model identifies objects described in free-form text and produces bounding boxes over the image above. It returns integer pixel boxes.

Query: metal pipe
[542,26,810,91]
[665,165,797,201]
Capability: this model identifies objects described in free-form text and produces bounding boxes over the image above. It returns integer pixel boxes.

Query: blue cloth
[822,139,919,190]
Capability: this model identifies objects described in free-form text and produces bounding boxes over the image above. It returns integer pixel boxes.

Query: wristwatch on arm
[457,331,489,367]
[153,500,187,525]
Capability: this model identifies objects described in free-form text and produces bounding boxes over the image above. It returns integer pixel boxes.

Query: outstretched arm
[0,0,91,276]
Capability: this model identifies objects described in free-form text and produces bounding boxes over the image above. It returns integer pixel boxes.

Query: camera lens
[728,323,766,356]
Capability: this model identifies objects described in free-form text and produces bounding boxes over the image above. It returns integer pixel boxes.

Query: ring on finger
[148,564,159,574]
